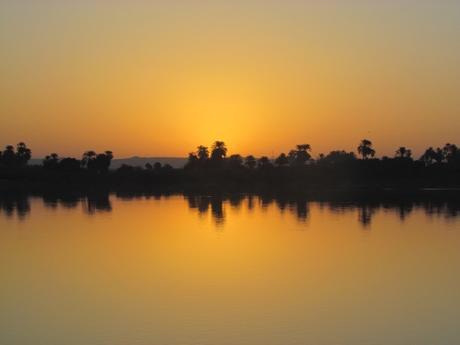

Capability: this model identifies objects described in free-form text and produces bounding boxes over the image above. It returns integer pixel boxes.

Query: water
[1,194,460,345]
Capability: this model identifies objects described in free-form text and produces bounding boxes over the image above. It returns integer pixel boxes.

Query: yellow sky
[1,1,459,158]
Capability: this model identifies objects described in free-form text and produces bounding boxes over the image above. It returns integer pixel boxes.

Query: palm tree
[435,147,444,163]
[187,152,198,167]
[211,141,227,160]
[43,153,59,170]
[297,144,311,152]
[443,143,459,164]
[287,150,297,165]
[420,147,444,165]
[290,144,312,166]
[395,146,412,159]
[196,146,209,160]
[420,147,435,166]
[357,139,375,159]
[16,142,31,166]
[95,151,114,173]
[2,145,16,166]
[81,150,96,168]
[105,151,113,160]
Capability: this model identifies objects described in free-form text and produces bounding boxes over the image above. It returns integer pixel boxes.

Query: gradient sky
[1,1,460,158]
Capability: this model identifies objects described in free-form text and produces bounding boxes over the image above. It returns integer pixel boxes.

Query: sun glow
[1,2,460,157]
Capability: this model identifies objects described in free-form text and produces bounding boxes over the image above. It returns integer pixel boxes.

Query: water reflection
[0,193,30,220]
[186,195,225,225]
[85,194,112,214]
[1,191,460,227]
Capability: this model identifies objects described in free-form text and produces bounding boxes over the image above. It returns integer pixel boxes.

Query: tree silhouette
[443,143,460,165]
[357,139,375,159]
[2,145,16,166]
[211,141,227,160]
[275,153,289,167]
[82,151,96,169]
[258,156,272,169]
[197,145,209,161]
[420,147,436,166]
[16,142,31,166]
[290,144,312,166]
[5,139,460,191]
[81,150,113,173]
[43,153,59,170]
[59,158,81,172]
[0,143,31,167]
[435,147,444,163]
[321,150,356,165]
[187,152,198,167]
[395,147,412,159]
[288,150,297,165]
[95,151,113,173]
[244,155,257,169]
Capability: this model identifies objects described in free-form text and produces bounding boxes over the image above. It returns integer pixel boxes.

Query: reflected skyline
[2,192,460,229]
[2,190,460,345]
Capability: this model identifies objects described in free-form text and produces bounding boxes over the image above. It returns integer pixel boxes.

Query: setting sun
[1,2,460,157]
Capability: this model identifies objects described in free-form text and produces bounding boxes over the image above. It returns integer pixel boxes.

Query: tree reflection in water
[1,192,460,228]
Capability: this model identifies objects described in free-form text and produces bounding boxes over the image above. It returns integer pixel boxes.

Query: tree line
[183,139,460,169]
[0,140,459,190]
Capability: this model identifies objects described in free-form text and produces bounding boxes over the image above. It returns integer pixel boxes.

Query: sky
[1,1,460,158]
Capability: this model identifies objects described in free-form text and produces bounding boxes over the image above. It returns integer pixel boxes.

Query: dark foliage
[1,140,460,192]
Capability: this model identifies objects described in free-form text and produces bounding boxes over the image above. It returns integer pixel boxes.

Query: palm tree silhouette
[443,143,460,164]
[43,153,59,170]
[2,145,16,166]
[395,147,412,159]
[16,142,31,166]
[196,146,209,161]
[211,141,227,160]
[290,144,312,166]
[420,147,436,166]
[357,139,375,159]
[82,150,96,169]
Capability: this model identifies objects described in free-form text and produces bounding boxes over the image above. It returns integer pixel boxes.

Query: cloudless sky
[1,1,459,158]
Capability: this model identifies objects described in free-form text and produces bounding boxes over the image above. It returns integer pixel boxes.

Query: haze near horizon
[1,1,459,158]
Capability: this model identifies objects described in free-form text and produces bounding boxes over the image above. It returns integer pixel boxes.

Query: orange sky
[1,1,460,158]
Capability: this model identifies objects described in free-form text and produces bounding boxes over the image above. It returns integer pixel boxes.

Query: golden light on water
[1,196,460,344]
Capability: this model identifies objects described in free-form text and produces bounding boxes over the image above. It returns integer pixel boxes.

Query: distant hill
[29,157,188,169]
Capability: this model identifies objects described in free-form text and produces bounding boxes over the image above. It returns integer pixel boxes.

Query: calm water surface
[1,194,460,345]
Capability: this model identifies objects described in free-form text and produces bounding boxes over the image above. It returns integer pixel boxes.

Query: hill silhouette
[30,157,187,169]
